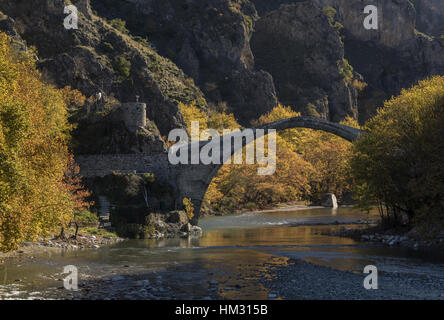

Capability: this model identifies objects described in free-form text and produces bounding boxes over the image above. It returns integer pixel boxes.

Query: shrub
[74,210,99,227]
[183,198,194,220]
[352,79,368,93]
[350,76,444,229]
[323,6,336,24]
[132,36,150,48]
[102,41,114,53]
[109,18,129,34]
[143,173,155,184]
[114,55,131,80]
[340,59,354,82]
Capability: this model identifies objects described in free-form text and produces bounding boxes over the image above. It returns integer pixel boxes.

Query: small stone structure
[121,102,147,132]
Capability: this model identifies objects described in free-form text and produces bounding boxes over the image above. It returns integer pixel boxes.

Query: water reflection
[1,206,444,299]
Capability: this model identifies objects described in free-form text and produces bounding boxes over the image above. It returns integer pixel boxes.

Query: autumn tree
[0,33,90,251]
[253,105,356,203]
[350,76,444,230]
[187,102,356,214]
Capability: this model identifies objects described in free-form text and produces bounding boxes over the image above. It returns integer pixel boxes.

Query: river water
[1,207,444,299]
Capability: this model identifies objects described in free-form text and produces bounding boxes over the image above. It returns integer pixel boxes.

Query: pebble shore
[326,226,444,250]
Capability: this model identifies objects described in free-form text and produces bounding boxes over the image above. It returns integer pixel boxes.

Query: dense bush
[0,33,90,251]
[113,55,131,80]
[109,18,130,34]
[350,76,444,229]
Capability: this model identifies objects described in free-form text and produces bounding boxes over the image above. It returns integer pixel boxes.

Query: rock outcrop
[92,0,279,125]
[252,0,444,122]
[326,0,444,121]
[0,0,207,139]
[321,193,338,208]
[251,2,359,121]
[412,0,444,37]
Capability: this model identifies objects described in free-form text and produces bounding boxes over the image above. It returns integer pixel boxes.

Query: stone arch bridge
[76,116,362,222]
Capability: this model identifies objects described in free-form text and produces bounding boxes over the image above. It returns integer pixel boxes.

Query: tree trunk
[59,227,66,240]
[74,222,79,239]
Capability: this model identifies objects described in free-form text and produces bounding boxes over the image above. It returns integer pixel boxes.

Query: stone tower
[122,102,147,132]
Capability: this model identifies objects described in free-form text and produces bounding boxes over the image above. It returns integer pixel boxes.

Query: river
[1,207,444,299]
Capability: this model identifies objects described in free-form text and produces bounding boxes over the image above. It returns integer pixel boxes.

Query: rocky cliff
[252,0,444,121]
[251,2,359,121]
[90,0,444,124]
[1,0,444,137]
[91,0,279,125]
[413,0,444,37]
[0,0,207,143]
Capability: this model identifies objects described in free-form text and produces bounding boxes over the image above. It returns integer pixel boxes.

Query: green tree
[350,76,444,229]
[114,55,131,81]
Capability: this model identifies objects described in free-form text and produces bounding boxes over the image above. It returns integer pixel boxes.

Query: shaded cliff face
[1,0,444,132]
[0,0,207,137]
[252,0,444,122]
[92,0,278,125]
[314,0,416,48]
[320,0,444,120]
[251,2,358,121]
[413,0,444,36]
[252,0,416,48]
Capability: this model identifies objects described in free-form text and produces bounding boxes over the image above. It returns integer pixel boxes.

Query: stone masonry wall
[121,102,147,132]
[76,153,173,184]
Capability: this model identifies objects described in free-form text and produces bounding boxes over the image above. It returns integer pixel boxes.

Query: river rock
[181,223,192,233]
[112,276,125,282]
[167,211,189,225]
[190,226,203,236]
[321,193,338,208]
[136,280,150,287]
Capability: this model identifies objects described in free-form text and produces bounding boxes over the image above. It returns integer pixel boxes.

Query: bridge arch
[173,116,362,223]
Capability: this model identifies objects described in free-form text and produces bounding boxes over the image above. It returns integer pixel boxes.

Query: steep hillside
[413,0,444,37]
[90,0,444,124]
[0,0,207,140]
[253,0,444,121]
[251,2,359,121]
[1,0,444,133]
[91,0,279,125]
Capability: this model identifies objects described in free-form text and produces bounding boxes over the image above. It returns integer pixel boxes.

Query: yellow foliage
[183,197,194,220]
[178,102,208,139]
[203,104,357,213]
[0,33,89,251]
[350,76,444,227]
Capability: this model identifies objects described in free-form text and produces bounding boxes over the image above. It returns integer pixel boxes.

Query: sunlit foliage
[0,33,90,251]
[183,197,194,220]
[178,102,356,214]
[350,76,444,229]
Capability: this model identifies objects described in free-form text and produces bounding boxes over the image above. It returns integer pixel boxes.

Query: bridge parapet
[75,153,172,182]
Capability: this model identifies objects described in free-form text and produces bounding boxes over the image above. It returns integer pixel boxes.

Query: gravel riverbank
[326,226,444,251]
[0,235,125,264]
[259,259,444,300]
